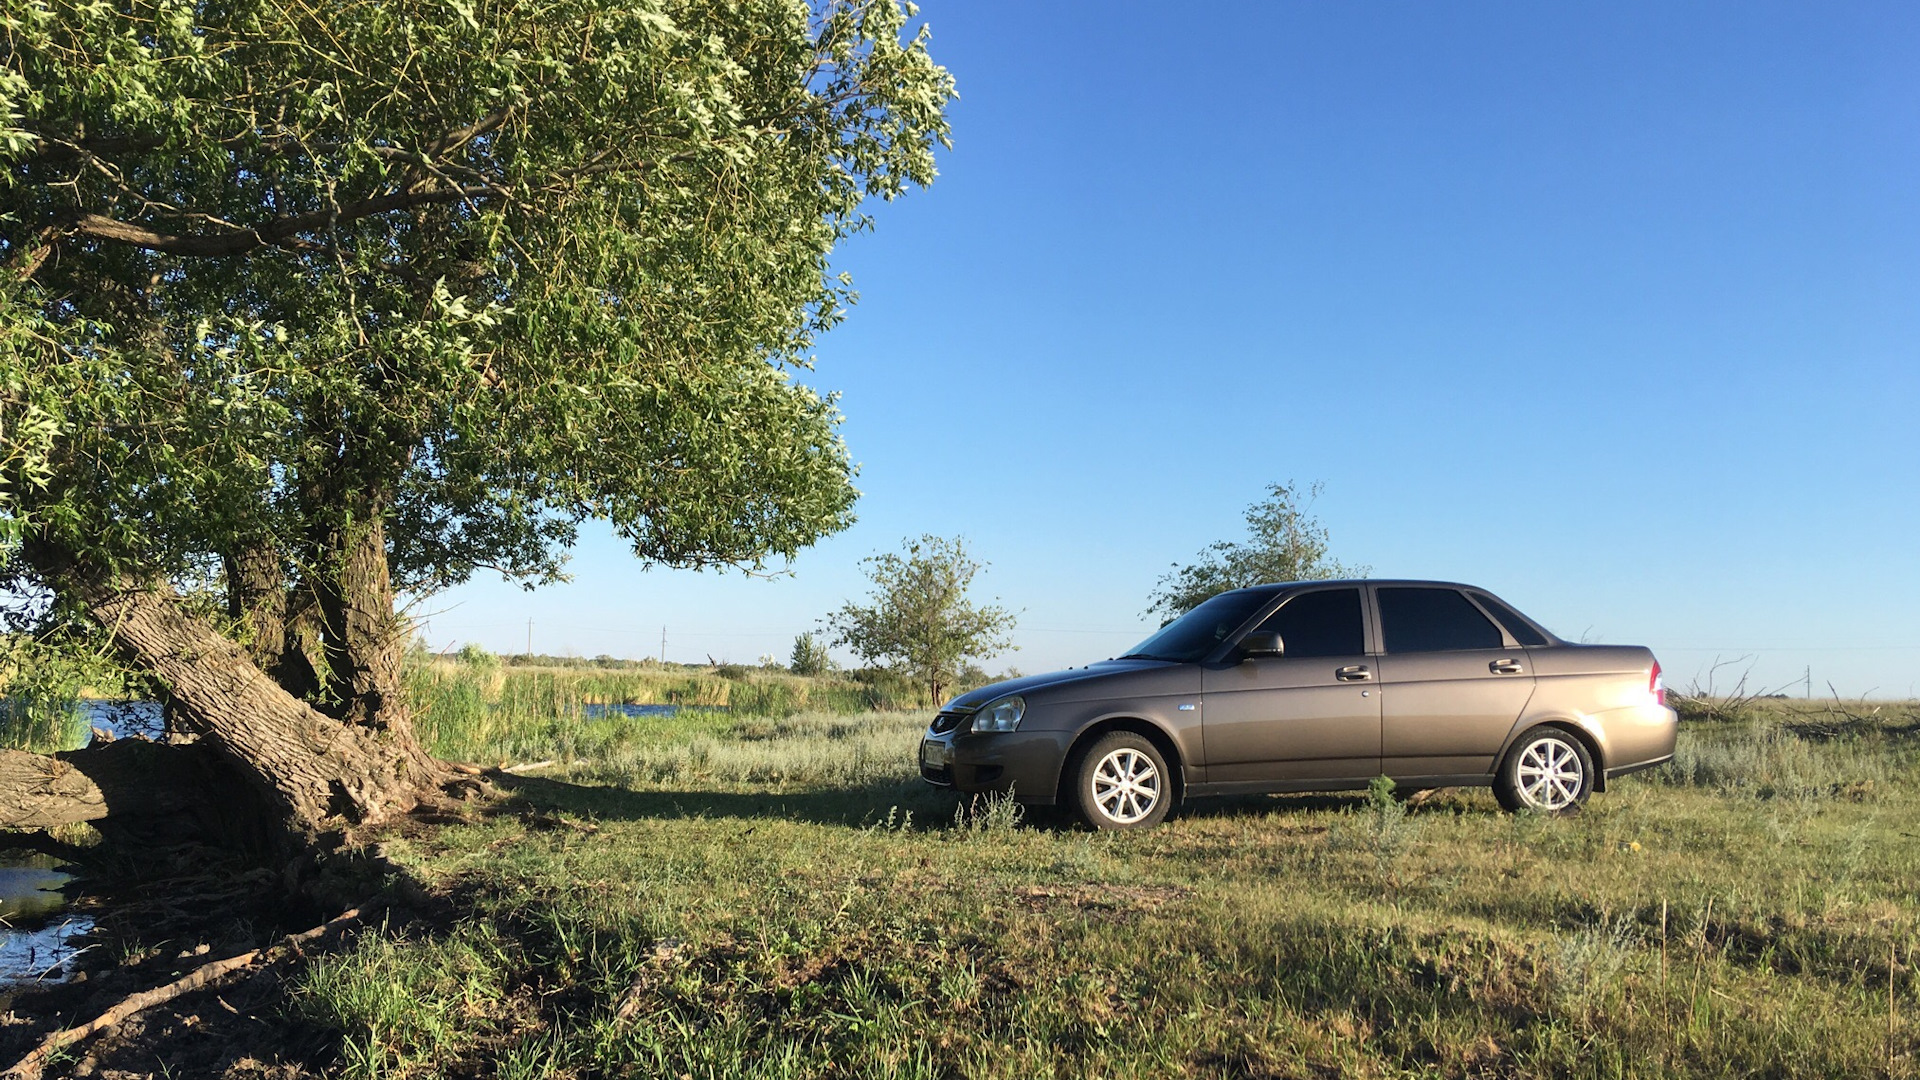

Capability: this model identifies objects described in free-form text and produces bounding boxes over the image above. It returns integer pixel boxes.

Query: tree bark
[20,541,449,842]
[224,542,324,704]
[313,510,410,731]
[224,545,286,670]
[0,742,275,849]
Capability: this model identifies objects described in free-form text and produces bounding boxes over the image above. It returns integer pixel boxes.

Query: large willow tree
[0,0,952,844]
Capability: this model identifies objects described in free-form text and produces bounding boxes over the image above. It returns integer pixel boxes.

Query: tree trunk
[21,541,449,844]
[313,509,409,730]
[0,741,277,851]
[223,543,324,704]
[224,545,286,669]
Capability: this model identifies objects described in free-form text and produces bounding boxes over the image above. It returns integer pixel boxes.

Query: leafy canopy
[0,0,955,590]
[827,535,1015,707]
[1147,481,1368,621]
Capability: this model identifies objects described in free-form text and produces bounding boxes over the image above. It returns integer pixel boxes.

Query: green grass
[292,696,1920,1078]
[406,660,928,764]
[0,694,89,753]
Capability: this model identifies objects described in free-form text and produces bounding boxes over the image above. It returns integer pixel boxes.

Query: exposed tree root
[3,901,382,1080]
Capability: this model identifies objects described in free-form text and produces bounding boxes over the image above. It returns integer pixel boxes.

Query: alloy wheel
[1515,736,1585,810]
[1090,747,1160,824]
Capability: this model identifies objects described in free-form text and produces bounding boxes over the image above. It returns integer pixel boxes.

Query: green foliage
[453,643,500,671]
[789,631,832,677]
[296,923,511,1079]
[1328,774,1419,880]
[1147,480,1368,620]
[0,630,119,751]
[1652,697,1914,801]
[0,0,956,629]
[826,535,1017,708]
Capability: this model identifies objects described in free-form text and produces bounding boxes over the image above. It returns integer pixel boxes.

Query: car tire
[1071,731,1172,830]
[1494,728,1594,813]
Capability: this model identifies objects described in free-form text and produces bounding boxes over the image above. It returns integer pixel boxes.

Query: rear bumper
[919,728,1070,805]
[1592,702,1678,777]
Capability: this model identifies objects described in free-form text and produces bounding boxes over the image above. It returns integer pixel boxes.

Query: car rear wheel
[1495,728,1594,813]
[1072,732,1172,830]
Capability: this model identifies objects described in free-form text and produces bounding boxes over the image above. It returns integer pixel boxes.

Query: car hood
[942,659,1177,711]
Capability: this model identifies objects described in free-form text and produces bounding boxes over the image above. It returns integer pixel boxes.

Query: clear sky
[425,1,1920,698]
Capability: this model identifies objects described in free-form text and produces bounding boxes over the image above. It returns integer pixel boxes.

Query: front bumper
[919,726,1071,805]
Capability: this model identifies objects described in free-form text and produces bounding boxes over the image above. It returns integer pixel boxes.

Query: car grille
[929,710,970,735]
[920,763,953,786]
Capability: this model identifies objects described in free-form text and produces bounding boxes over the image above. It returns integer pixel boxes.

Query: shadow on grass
[488,771,963,830]
[489,773,1497,835]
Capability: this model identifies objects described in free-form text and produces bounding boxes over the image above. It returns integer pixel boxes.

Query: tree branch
[60,185,494,258]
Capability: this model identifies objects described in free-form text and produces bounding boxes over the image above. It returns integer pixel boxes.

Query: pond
[0,857,87,987]
[581,702,718,720]
[0,700,162,987]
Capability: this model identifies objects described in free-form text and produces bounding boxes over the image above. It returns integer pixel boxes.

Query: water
[0,699,151,987]
[0,858,86,987]
[582,702,716,720]
[83,699,164,742]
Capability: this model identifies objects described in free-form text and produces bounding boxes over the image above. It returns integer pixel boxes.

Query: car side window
[1378,587,1504,653]
[1469,591,1550,647]
[1254,588,1364,657]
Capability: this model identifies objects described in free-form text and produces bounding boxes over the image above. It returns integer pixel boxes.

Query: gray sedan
[919,580,1677,829]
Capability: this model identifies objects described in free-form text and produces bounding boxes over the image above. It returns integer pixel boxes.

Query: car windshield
[1121,589,1275,663]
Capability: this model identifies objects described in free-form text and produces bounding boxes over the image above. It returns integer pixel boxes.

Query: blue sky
[426,1,1920,697]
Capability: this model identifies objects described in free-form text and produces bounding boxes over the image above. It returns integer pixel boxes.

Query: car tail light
[1650,659,1665,706]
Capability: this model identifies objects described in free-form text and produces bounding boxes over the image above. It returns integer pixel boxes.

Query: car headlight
[972,695,1025,733]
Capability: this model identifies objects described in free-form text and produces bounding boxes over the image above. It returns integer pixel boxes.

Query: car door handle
[1335,665,1372,682]
[1490,659,1524,675]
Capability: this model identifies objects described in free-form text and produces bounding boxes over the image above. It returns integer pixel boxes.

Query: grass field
[406,659,931,764]
[299,697,1920,1079]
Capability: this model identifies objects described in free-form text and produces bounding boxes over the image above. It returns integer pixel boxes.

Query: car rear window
[1378,587,1504,653]
[1255,588,1364,657]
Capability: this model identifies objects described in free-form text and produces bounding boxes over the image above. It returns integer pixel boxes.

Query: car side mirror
[1239,631,1284,659]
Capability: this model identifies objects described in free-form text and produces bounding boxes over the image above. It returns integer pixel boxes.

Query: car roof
[1222,578,1481,594]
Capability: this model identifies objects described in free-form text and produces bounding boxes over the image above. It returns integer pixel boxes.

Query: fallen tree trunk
[19,540,453,846]
[0,741,281,850]
[0,742,214,831]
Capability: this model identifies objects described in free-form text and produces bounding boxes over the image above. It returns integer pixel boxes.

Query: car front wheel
[1495,728,1594,813]
[1072,732,1172,830]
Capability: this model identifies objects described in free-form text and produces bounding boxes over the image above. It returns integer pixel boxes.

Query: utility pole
[660,626,667,665]
[526,617,533,658]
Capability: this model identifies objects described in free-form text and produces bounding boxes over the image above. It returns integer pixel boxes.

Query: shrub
[789,631,832,677]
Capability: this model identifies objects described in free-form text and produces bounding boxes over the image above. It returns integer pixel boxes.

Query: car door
[1200,586,1381,783]
[1373,586,1536,779]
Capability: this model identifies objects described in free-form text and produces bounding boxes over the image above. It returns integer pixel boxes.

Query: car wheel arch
[1502,718,1608,793]
[1059,717,1186,807]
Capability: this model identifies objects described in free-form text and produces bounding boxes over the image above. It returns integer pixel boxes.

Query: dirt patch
[1010,882,1193,921]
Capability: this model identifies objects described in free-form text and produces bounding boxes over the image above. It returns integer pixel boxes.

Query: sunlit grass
[299,697,1920,1078]
[406,660,926,764]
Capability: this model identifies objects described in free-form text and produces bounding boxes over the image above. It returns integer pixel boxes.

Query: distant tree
[1147,481,1368,621]
[827,536,1016,708]
[789,632,832,677]
[454,644,500,671]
